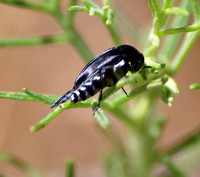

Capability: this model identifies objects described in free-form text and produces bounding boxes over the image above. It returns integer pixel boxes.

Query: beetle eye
[137,60,142,67]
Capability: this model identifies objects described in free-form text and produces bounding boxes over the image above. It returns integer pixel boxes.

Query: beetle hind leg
[93,89,103,115]
[121,87,129,97]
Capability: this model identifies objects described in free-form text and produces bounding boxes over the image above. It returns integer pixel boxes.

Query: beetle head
[118,45,144,72]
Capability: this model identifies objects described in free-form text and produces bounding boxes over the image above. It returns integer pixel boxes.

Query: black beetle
[51,45,147,114]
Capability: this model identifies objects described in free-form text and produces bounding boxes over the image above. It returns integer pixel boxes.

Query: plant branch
[193,0,200,22]
[169,29,200,75]
[0,150,45,177]
[0,91,38,102]
[190,83,200,90]
[0,33,70,47]
[159,0,191,61]
[0,0,53,13]
[69,0,122,46]
[65,159,74,177]
[159,126,200,156]
[157,24,200,36]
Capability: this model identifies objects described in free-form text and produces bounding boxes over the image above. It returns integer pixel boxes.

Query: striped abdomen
[68,59,129,103]
[51,58,129,107]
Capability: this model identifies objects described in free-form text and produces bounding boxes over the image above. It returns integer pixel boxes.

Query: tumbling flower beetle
[51,45,149,114]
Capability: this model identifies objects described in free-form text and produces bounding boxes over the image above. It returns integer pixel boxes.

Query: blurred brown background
[0,0,200,176]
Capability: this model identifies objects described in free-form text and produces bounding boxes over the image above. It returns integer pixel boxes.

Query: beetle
[51,44,147,114]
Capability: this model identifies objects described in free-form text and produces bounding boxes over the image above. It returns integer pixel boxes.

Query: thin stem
[93,107,110,129]
[193,0,200,22]
[160,126,200,156]
[0,33,70,47]
[162,0,172,10]
[152,0,162,16]
[0,0,94,63]
[157,24,200,36]
[0,150,45,177]
[0,91,38,102]
[169,29,200,75]
[68,27,94,62]
[69,1,122,46]
[0,90,93,108]
[23,88,54,105]
[66,0,78,25]
[30,106,64,132]
[160,155,185,176]
[51,9,94,63]
[159,0,191,61]
[30,99,93,132]
[190,83,200,90]
[111,77,167,108]
[104,103,137,130]
[65,159,74,177]
[106,24,122,46]
[0,0,53,13]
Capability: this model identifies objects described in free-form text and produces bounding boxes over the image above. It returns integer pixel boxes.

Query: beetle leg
[121,87,129,97]
[93,88,103,115]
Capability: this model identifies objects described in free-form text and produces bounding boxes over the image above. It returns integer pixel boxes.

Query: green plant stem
[0,0,94,63]
[148,0,156,17]
[23,88,54,104]
[160,155,185,176]
[0,91,38,101]
[28,74,165,132]
[30,106,64,132]
[93,106,110,129]
[69,1,122,46]
[190,83,200,90]
[0,33,70,47]
[157,24,200,36]
[162,0,172,10]
[167,0,200,75]
[169,29,200,75]
[161,126,200,156]
[0,150,45,177]
[65,159,74,177]
[131,95,157,177]
[0,90,93,108]
[51,11,94,62]
[105,103,137,130]
[110,77,166,108]
[151,0,162,17]
[0,0,53,13]
[193,0,200,21]
[106,24,122,46]
[159,0,191,61]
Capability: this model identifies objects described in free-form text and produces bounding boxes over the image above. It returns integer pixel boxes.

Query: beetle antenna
[142,65,152,69]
